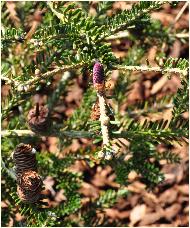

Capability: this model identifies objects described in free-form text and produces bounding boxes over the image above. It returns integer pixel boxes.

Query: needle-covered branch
[16,63,84,93]
[2,63,85,120]
[2,122,187,145]
[112,63,188,77]
[98,1,166,41]
[1,129,94,139]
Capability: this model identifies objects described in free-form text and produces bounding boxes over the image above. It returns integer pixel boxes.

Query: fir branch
[96,188,128,208]
[2,123,187,145]
[105,31,130,41]
[1,27,25,46]
[98,1,165,41]
[127,103,173,118]
[112,63,188,77]
[2,63,85,120]
[172,78,189,119]
[1,129,94,139]
[113,127,188,144]
[155,150,181,164]
[16,63,84,93]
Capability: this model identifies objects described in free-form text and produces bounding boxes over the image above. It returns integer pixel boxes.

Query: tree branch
[97,92,110,145]
[112,64,188,76]
[175,33,189,39]
[2,63,85,120]
[1,129,94,139]
[97,2,165,42]
[17,63,84,93]
[1,126,187,146]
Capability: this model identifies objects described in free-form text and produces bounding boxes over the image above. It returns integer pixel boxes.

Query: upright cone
[17,170,43,203]
[27,103,50,134]
[13,143,43,203]
[13,143,37,177]
[93,61,105,92]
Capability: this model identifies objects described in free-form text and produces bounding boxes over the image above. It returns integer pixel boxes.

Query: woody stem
[97,92,110,146]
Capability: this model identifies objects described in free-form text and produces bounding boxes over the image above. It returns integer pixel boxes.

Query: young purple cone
[93,61,105,92]
[93,61,104,84]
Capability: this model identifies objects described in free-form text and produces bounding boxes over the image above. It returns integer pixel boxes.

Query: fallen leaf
[176,184,189,195]
[164,203,182,221]
[139,211,164,226]
[159,189,178,205]
[129,204,147,226]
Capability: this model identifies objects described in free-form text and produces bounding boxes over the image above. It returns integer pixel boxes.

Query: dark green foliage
[1,28,25,48]
[56,172,82,217]
[81,187,128,226]
[10,191,54,227]
[109,158,132,185]
[130,140,164,187]
[155,150,181,164]
[67,88,97,130]
[163,57,189,74]
[104,1,164,36]
[96,1,114,19]
[172,77,189,119]
[135,19,174,45]
[37,152,75,177]
[1,1,188,227]
[96,188,128,208]
[114,117,188,146]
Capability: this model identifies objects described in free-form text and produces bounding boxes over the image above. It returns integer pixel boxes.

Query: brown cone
[13,143,37,177]
[27,104,50,134]
[90,99,114,121]
[91,99,100,120]
[17,170,43,203]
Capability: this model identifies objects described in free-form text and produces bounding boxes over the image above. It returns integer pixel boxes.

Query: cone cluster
[14,103,50,202]
[13,143,42,203]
